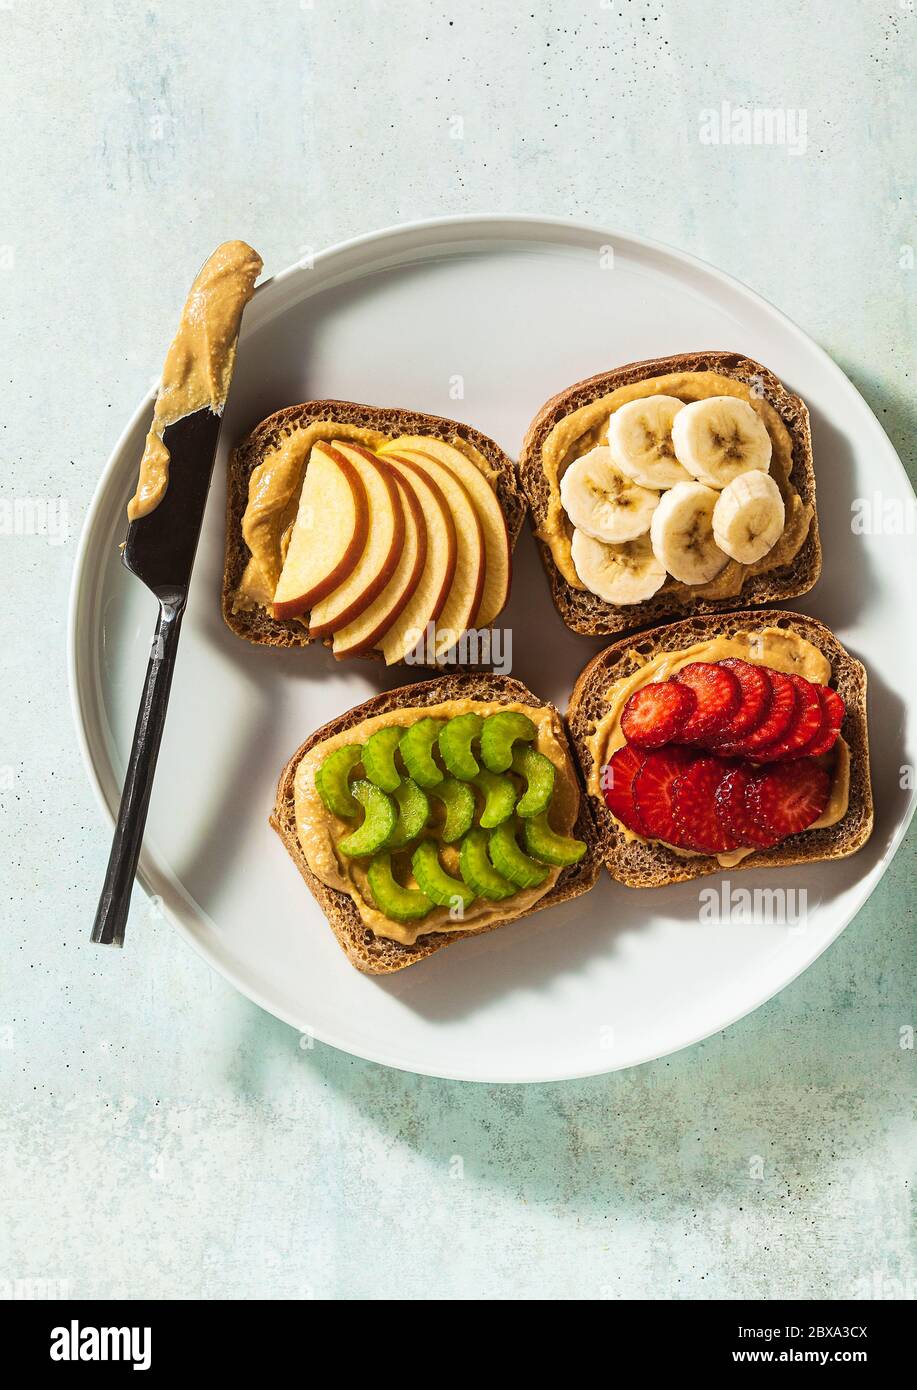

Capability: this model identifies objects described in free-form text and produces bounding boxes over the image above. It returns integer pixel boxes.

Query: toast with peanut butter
[519,352,821,637]
[223,400,524,667]
[566,609,872,888]
[271,673,601,974]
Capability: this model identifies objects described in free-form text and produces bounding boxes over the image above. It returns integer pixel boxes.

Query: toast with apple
[518,352,821,637]
[271,673,601,973]
[223,400,524,666]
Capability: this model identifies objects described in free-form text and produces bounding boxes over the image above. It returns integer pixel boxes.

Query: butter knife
[91,242,262,946]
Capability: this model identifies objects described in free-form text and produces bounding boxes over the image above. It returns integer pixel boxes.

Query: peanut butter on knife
[127,240,263,521]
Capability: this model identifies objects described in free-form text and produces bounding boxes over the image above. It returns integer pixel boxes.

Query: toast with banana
[271,674,601,974]
[566,609,872,888]
[223,400,525,666]
[519,352,821,637]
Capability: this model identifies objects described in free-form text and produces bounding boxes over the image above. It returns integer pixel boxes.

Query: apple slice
[308,446,405,638]
[375,454,457,666]
[379,436,511,627]
[271,444,367,620]
[329,452,427,657]
[382,451,484,660]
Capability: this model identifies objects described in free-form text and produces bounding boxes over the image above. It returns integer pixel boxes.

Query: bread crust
[222,400,525,662]
[518,352,822,637]
[565,609,872,888]
[271,673,602,973]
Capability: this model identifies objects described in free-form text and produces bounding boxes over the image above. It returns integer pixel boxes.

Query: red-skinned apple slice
[330,457,427,657]
[374,454,457,665]
[271,444,368,620]
[383,450,484,660]
[379,436,511,626]
[308,446,405,637]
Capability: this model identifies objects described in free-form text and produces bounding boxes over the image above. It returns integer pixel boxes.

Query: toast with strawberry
[567,609,872,887]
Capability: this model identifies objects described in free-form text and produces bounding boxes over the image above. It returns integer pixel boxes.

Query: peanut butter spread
[294,699,580,946]
[537,370,813,600]
[233,427,494,614]
[127,241,263,522]
[585,627,849,869]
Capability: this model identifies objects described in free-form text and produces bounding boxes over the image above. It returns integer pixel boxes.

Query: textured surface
[1,1,914,1301]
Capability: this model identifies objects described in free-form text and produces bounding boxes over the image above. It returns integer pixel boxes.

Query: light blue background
[1,0,913,1299]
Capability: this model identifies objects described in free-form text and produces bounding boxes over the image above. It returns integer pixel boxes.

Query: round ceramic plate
[69,216,916,1083]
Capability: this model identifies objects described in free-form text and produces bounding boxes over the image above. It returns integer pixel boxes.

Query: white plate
[69,216,917,1083]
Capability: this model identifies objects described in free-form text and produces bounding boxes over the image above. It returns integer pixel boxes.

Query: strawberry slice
[753,674,824,761]
[714,765,779,849]
[601,744,645,832]
[632,747,696,844]
[721,669,797,755]
[746,759,831,838]
[673,662,741,742]
[621,680,696,749]
[792,685,845,759]
[672,755,740,853]
[712,659,773,742]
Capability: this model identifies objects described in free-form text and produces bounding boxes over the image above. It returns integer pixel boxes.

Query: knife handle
[91,600,185,946]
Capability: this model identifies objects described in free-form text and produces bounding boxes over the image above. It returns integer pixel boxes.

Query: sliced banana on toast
[649,481,729,585]
[712,470,785,564]
[560,447,659,543]
[556,389,787,606]
[670,396,772,487]
[570,529,666,604]
[607,395,692,489]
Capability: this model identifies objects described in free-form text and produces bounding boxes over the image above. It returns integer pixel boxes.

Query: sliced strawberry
[601,744,645,832]
[722,669,797,755]
[673,662,741,742]
[753,674,824,761]
[793,685,845,759]
[746,759,831,838]
[671,755,740,853]
[621,680,696,749]
[632,747,696,845]
[714,765,779,849]
[712,659,773,742]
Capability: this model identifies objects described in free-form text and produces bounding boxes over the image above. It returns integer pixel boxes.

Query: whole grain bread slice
[271,673,601,973]
[222,399,525,657]
[566,609,872,888]
[519,352,822,638]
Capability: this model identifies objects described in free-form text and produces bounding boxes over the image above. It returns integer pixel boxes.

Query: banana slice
[570,529,666,605]
[670,396,772,487]
[559,447,659,543]
[649,481,729,585]
[607,395,692,488]
[712,470,785,564]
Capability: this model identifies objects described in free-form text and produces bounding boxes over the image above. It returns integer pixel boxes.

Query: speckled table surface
[2,1,914,1301]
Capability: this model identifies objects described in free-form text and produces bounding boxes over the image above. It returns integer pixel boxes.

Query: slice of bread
[271,673,601,973]
[222,400,525,657]
[566,609,872,888]
[519,352,822,637]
